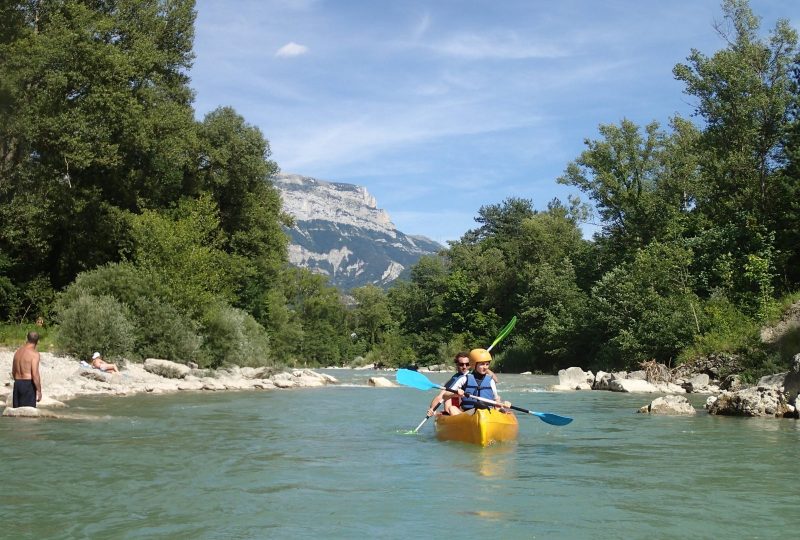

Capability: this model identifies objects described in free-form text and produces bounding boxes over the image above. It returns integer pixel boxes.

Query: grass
[0,323,56,351]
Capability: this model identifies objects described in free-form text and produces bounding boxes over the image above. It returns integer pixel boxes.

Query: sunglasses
[456,362,470,367]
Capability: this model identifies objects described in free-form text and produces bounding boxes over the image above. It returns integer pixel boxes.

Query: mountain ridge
[272,173,442,289]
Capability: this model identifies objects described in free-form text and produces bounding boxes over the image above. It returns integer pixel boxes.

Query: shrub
[54,292,135,361]
[131,297,203,362]
[678,294,757,363]
[200,305,271,368]
[59,262,162,308]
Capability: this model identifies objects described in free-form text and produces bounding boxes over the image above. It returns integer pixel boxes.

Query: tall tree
[0,0,197,303]
[673,0,799,294]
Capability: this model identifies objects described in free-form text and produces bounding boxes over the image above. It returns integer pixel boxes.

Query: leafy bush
[54,292,135,361]
[678,294,757,363]
[131,297,203,362]
[60,262,162,308]
[200,305,271,368]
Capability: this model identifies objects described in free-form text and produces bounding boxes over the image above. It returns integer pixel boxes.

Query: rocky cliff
[272,173,442,289]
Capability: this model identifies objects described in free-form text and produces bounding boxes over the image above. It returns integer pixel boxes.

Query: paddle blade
[532,412,573,426]
[396,369,439,391]
[487,316,517,351]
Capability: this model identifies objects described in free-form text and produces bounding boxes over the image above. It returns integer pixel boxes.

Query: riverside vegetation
[2,1,800,386]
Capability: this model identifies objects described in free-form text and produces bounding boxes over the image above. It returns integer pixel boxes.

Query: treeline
[2,1,800,378]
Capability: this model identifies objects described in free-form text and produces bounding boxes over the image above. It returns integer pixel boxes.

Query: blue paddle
[397,368,573,427]
[411,316,518,433]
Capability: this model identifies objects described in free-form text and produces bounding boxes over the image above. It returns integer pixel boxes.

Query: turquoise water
[2,371,798,539]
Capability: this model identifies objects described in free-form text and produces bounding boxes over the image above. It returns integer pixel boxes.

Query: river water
[2,370,797,539]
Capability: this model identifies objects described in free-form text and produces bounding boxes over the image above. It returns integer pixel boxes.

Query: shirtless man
[11,331,42,407]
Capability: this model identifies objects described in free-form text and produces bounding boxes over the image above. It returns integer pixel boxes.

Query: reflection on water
[477,442,517,478]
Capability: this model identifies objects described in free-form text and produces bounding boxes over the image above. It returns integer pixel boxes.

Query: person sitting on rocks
[91,352,120,374]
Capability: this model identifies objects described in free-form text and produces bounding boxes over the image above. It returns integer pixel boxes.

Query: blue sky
[190,0,800,244]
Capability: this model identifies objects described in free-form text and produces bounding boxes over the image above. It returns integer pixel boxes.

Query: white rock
[368,376,394,387]
[557,367,592,388]
[143,358,191,379]
[638,395,697,415]
[2,406,57,418]
[608,378,659,393]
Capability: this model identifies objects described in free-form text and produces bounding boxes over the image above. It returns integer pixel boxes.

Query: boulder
[2,406,58,418]
[253,379,276,390]
[368,376,394,387]
[177,380,205,391]
[292,369,329,387]
[552,367,593,390]
[720,374,743,392]
[608,378,659,393]
[200,379,227,391]
[627,370,648,380]
[80,370,112,382]
[783,354,800,406]
[653,382,686,394]
[757,372,786,389]
[689,373,709,389]
[638,395,697,415]
[143,358,191,379]
[271,373,297,388]
[706,387,793,417]
[593,371,611,390]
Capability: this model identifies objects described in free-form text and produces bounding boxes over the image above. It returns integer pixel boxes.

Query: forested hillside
[2,0,799,378]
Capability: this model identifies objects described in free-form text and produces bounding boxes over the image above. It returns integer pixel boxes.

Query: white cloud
[275,41,309,57]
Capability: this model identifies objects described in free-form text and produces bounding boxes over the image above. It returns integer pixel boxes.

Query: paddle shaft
[437,384,572,424]
[413,401,441,432]
[433,383,510,410]
[413,381,459,432]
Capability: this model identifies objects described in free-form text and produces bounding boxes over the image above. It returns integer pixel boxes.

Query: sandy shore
[1,349,338,414]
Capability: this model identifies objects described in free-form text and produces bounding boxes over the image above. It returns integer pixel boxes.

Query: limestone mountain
[272,173,443,289]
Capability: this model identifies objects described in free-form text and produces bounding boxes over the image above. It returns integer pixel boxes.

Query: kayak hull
[434,408,518,446]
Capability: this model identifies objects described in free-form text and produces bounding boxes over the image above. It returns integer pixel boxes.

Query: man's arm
[32,353,42,401]
[428,390,446,410]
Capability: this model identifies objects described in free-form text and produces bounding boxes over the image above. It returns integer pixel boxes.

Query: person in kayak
[427,352,471,416]
[427,351,501,416]
[447,348,510,415]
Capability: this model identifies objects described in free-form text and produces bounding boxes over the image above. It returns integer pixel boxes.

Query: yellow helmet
[468,348,492,367]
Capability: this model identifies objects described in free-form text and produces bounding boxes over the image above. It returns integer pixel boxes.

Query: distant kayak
[435,409,518,446]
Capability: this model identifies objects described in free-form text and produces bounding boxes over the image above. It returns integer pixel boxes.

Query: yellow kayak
[434,409,518,446]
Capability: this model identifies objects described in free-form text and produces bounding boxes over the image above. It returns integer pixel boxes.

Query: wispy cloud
[276,42,309,57]
[432,31,570,59]
[413,13,431,39]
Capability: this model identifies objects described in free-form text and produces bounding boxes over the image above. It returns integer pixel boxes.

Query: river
[2,370,797,539]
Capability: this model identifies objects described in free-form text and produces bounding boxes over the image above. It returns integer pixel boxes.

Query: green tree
[673,0,798,295]
[350,285,391,346]
[0,0,198,296]
[126,194,243,318]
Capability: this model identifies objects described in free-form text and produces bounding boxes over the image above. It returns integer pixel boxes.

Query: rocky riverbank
[550,354,800,419]
[0,350,340,418]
